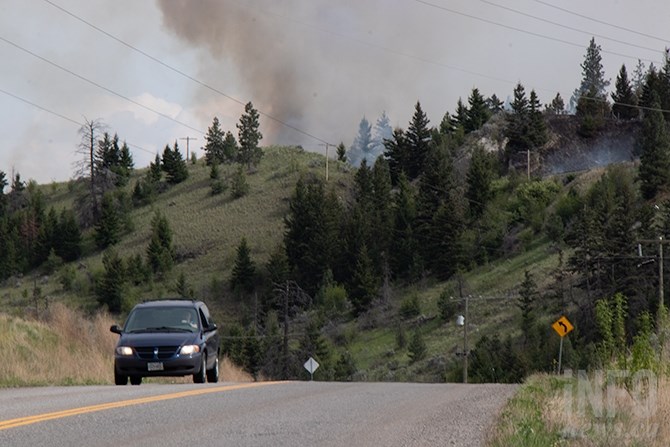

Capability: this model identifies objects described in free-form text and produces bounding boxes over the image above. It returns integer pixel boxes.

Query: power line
[0,87,81,126]
[40,0,333,146]
[0,87,154,155]
[0,34,205,135]
[530,0,670,45]
[479,0,664,56]
[413,0,660,65]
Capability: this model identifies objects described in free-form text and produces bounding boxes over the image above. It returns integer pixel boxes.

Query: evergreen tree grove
[638,95,670,199]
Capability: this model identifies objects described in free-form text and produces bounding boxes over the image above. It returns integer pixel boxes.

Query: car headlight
[179,345,201,355]
[116,346,134,356]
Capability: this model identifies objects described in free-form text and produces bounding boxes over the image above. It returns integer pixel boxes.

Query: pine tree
[576,84,609,138]
[284,178,340,294]
[146,211,175,274]
[428,199,466,279]
[408,329,427,363]
[222,131,238,163]
[175,272,193,298]
[505,83,531,151]
[36,207,58,266]
[370,158,393,270]
[94,193,120,249]
[230,165,249,199]
[370,111,393,160]
[632,59,647,99]
[405,101,432,179]
[416,144,455,264]
[349,117,373,167]
[336,142,347,162]
[56,209,81,262]
[237,102,263,169]
[0,170,7,215]
[349,244,378,315]
[639,64,660,113]
[611,64,638,120]
[384,128,409,185]
[96,249,125,312]
[162,142,188,184]
[231,237,256,293]
[453,98,468,130]
[334,351,357,381]
[148,153,162,184]
[528,89,548,146]
[486,94,505,114]
[465,87,491,133]
[573,37,610,104]
[545,93,565,114]
[517,270,538,342]
[466,145,495,218]
[204,117,225,166]
[390,173,419,279]
[638,94,670,199]
[266,245,289,287]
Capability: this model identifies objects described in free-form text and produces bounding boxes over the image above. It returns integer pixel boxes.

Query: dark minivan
[110,300,220,385]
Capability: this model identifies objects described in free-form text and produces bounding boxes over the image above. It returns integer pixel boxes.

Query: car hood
[117,331,201,347]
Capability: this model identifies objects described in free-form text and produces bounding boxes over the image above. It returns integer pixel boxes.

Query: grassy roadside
[487,373,670,446]
[0,304,252,387]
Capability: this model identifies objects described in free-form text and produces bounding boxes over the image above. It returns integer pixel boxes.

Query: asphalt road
[0,381,516,447]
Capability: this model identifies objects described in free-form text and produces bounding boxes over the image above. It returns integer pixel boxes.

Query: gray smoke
[155,0,429,148]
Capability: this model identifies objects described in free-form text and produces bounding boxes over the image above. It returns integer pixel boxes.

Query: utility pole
[180,136,198,161]
[463,293,469,384]
[660,236,664,314]
[452,291,518,384]
[457,275,469,384]
[319,143,331,181]
[526,149,531,180]
[639,236,670,323]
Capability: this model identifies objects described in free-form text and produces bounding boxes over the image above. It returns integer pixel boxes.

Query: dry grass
[0,302,116,386]
[488,373,670,446]
[0,304,253,387]
[543,376,670,446]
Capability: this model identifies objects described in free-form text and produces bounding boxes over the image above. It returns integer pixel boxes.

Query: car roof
[133,299,203,309]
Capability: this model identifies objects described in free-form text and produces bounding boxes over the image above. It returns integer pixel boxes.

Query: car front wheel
[207,356,219,383]
[115,370,128,386]
[193,355,206,383]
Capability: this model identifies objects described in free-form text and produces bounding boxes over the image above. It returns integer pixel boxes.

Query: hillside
[0,115,652,385]
[2,146,351,316]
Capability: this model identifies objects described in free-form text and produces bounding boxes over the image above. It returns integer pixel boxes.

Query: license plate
[147,362,164,371]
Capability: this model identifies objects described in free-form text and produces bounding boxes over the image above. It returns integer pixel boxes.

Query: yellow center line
[0,381,281,431]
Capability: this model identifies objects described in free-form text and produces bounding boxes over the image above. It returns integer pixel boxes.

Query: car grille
[135,346,179,360]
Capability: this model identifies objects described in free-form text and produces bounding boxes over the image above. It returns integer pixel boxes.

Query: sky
[1,0,670,184]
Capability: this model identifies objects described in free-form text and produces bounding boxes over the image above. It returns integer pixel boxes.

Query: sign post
[303,357,320,381]
[551,316,574,374]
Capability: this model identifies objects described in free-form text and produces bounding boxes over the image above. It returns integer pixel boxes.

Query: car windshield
[124,307,199,333]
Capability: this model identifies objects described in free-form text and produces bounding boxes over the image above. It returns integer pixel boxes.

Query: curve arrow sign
[552,316,574,338]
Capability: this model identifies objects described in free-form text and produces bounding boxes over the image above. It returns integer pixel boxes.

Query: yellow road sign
[552,316,574,337]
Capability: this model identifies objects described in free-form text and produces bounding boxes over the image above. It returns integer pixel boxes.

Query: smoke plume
[155,0,425,148]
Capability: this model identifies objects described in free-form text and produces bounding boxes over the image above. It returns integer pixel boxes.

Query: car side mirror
[110,324,122,334]
[205,323,217,332]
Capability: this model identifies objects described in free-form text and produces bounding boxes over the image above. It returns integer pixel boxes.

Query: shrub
[437,290,459,321]
[408,329,426,363]
[399,294,421,319]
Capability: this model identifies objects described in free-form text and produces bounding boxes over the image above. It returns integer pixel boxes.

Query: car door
[198,305,219,368]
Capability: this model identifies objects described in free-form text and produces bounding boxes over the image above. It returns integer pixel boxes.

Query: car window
[124,307,199,333]
[198,308,209,328]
